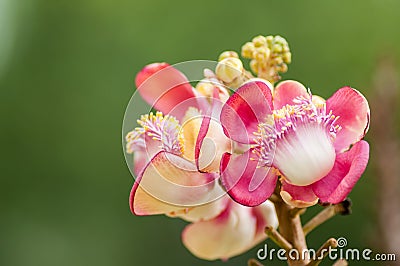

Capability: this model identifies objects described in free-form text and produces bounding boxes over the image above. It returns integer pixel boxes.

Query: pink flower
[126,63,278,260]
[219,79,370,208]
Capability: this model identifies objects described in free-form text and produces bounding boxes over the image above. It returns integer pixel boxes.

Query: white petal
[169,196,229,222]
[130,152,225,215]
[273,123,336,186]
[182,202,256,260]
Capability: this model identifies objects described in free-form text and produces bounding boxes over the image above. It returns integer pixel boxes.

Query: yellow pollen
[137,111,185,154]
[273,105,297,119]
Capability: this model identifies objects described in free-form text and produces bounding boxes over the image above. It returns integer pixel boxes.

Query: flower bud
[283,52,292,63]
[255,47,270,61]
[274,56,283,65]
[203,68,216,79]
[216,57,244,83]
[241,42,255,58]
[252,35,266,47]
[218,51,239,61]
[278,64,288,73]
[196,79,230,102]
[196,80,215,97]
[272,44,283,53]
[250,60,259,74]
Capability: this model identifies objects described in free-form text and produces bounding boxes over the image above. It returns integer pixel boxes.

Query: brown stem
[290,208,306,217]
[269,193,281,204]
[303,200,351,236]
[248,258,264,266]
[332,259,348,266]
[273,197,309,266]
[268,183,351,266]
[265,226,293,251]
[306,238,337,266]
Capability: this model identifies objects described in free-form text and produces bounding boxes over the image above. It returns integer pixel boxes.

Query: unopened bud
[196,79,230,102]
[278,64,288,73]
[274,35,286,44]
[272,44,283,53]
[241,42,255,58]
[255,47,270,61]
[216,57,244,83]
[283,52,292,63]
[218,51,239,61]
[203,68,216,79]
[252,35,266,47]
[196,80,215,97]
[273,56,283,65]
[250,60,259,74]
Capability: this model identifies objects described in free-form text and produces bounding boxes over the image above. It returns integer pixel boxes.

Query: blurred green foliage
[0,0,399,265]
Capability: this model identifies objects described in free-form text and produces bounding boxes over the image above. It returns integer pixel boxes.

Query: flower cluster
[125,62,278,260]
[124,35,370,261]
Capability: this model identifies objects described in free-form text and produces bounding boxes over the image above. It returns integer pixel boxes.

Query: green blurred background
[1,0,399,265]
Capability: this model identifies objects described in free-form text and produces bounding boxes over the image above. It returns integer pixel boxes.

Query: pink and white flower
[220,79,370,208]
[126,63,278,260]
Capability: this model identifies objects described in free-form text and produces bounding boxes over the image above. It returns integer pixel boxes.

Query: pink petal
[135,63,198,119]
[130,151,224,215]
[280,180,318,208]
[326,87,370,152]
[220,150,278,207]
[312,140,370,204]
[273,80,309,109]
[251,201,279,243]
[133,150,147,176]
[195,89,217,170]
[135,62,168,88]
[132,134,163,176]
[192,89,211,113]
[195,89,232,172]
[195,112,211,170]
[182,202,257,260]
[220,80,273,144]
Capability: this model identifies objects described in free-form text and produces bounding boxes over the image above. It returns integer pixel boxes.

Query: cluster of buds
[241,35,291,83]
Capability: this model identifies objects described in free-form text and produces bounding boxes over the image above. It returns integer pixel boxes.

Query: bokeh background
[1,0,399,265]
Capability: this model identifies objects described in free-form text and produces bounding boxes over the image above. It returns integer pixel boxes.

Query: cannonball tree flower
[125,62,278,260]
[124,34,372,266]
[219,79,370,208]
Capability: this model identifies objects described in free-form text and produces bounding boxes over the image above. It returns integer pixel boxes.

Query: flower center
[254,95,341,186]
[126,111,184,155]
